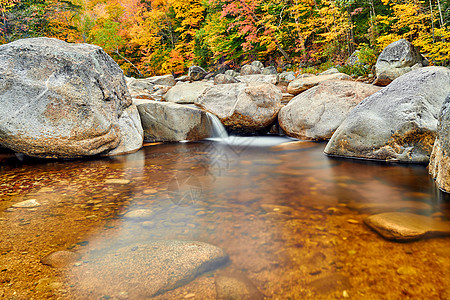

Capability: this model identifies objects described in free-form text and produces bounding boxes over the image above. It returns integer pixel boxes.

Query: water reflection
[0,138,449,299]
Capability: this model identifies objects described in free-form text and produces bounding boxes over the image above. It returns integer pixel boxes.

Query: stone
[195,83,282,133]
[146,74,176,86]
[124,208,154,221]
[319,67,340,75]
[279,80,381,140]
[0,37,143,158]
[325,67,450,163]
[262,66,277,75]
[188,66,207,81]
[375,39,427,86]
[11,199,41,208]
[108,104,144,156]
[104,179,130,184]
[278,71,296,83]
[346,50,361,66]
[287,73,353,95]
[175,75,190,82]
[41,251,81,268]
[70,240,229,298]
[235,74,277,85]
[429,94,450,192]
[396,266,417,276]
[163,81,214,104]
[214,74,240,85]
[364,212,450,241]
[225,70,240,77]
[215,272,264,300]
[309,274,351,295]
[251,61,264,69]
[240,64,262,75]
[134,99,212,142]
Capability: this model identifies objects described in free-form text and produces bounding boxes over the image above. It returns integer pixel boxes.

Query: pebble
[12,199,41,208]
[104,179,131,185]
[124,209,154,221]
[396,266,417,276]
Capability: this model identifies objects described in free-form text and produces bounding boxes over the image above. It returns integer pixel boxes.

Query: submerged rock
[70,240,229,298]
[195,83,282,133]
[279,80,381,140]
[163,81,214,104]
[41,251,81,268]
[0,37,143,158]
[364,212,450,241]
[325,66,450,163]
[11,199,41,208]
[215,272,264,300]
[429,94,450,192]
[375,39,428,86]
[135,99,212,142]
[287,73,353,95]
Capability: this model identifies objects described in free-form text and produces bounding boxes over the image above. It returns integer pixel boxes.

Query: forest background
[0,0,448,77]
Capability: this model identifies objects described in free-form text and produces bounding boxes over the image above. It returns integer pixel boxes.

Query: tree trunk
[115,48,143,78]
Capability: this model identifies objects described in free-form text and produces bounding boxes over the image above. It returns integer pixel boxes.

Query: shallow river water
[1,137,449,299]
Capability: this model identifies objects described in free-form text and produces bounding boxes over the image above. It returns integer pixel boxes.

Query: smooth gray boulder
[287,73,353,95]
[240,64,262,75]
[70,240,229,298]
[195,83,282,133]
[134,100,212,142]
[225,70,240,77]
[163,81,214,104]
[251,61,264,69]
[325,66,450,163]
[278,71,296,83]
[375,39,428,86]
[262,66,277,75]
[0,37,143,158]
[279,80,381,140]
[429,94,450,192]
[319,67,340,75]
[235,74,277,85]
[214,74,240,85]
[188,66,207,81]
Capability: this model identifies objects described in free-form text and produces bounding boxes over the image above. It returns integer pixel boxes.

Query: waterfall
[206,112,229,139]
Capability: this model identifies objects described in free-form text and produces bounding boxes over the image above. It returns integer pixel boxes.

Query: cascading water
[206,112,229,139]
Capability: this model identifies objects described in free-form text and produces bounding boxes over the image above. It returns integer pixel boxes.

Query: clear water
[0,138,449,299]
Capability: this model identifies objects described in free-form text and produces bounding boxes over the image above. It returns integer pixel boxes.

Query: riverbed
[1,137,449,299]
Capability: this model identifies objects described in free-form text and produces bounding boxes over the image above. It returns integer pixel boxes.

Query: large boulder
[374,39,428,86]
[0,37,143,159]
[287,73,353,95]
[429,94,450,192]
[134,100,212,142]
[279,80,381,140]
[163,81,214,104]
[195,83,282,133]
[70,240,229,298]
[324,66,450,163]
